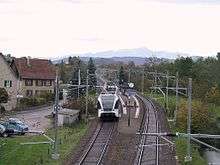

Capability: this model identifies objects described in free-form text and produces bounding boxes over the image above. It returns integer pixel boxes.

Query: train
[97,93,121,120]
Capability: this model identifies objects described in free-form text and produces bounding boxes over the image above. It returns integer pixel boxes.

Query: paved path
[118,94,141,134]
[11,106,53,132]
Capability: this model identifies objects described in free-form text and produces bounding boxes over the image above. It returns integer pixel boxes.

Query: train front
[97,94,120,120]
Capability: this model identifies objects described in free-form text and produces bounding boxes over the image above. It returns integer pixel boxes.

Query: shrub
[0,88,8,104]
[0,105,6,114]
[176,100,213,133]
[39,92,54,102]
[205,84,220,106]
[19,97,47,108]
[0,88,8,113]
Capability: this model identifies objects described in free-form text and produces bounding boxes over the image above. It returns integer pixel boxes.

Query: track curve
[134,94,159,165]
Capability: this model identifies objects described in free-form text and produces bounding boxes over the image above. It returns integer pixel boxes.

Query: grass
[208,104,220,119]
[175,139,206,165]
[0,122,88,165]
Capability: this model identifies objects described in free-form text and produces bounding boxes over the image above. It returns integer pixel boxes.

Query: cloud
[59,0,103,4]
[0,0,220,58]
[147,0,220,4]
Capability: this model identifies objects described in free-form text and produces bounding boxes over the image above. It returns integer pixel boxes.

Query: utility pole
[185,78,192,162]
[154,70,157,87]
[52,73,60,160]
[85,69,89,123]
[78,69,81,99]
[166,71,169,111]
[141,69,145,94]
[127,95,131,127]
[128,69,131,83]
[174,72,179,123]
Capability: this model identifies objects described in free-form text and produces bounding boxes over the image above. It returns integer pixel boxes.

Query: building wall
[19,79,55,97]
[0,56,18,111]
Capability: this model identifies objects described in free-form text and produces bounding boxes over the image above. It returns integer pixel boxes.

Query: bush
[39,92,54,102]
[19,97,47,108]
[0,88,8,104]
[205,84,220,106]
[0,105,6,114]
[0,88,8,113]
[176,100,213,133]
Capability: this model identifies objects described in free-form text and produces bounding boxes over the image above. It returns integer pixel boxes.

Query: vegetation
[0,122,88,165]
[87,57,97,90]
[176,100,212,133]
[175,139,206,165]
[0,88,9,113]
[119,66,127,85]
[17,92,54,110]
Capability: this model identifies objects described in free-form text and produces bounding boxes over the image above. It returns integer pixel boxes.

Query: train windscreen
[100,95,115,110]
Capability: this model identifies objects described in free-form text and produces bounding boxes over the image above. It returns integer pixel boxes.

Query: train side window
[97,101,101,109]
[114,100,119,109]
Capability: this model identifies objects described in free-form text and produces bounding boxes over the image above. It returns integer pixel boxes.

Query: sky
[0,0,220,58]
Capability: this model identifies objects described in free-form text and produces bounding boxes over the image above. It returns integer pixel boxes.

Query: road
[9,106,53,132]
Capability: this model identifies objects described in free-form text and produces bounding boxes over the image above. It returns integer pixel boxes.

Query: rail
[78,122,115,165]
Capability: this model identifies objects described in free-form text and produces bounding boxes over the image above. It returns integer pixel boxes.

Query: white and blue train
[97,93,121,120]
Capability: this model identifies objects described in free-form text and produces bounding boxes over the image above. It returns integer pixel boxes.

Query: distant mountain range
[52,47,201,65]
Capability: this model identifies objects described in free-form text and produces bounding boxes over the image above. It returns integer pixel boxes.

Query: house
[0,53,19,111]
[0,53,56,111]
[14,57,56,97]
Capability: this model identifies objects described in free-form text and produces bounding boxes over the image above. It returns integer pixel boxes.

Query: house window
[36,80,43,86]
[4,80,12,88]
[35,90,41,96]
[26,90,33,97]
[46,80,52,86]
[25,79,33,86]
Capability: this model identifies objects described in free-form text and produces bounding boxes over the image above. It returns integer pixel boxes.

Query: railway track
[135,95,159,165]
[77,121,115,165]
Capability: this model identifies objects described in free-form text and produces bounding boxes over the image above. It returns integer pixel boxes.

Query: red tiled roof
[15,57,56,80]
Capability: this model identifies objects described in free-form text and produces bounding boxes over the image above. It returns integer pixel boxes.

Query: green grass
[175,139,206,165]
[0,122,88,165]
[208,104,220,119]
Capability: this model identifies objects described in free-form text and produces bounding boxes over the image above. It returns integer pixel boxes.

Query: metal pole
[52,73,60,159]
[128,69,131,83]
[166,71,169,111]
[141,69,144,94]
[185,78,192,162]
[174,72,179,123]
[128,96,131,127]
[78,69,81,99]
[85,69,89,123]
[156,119,159,165]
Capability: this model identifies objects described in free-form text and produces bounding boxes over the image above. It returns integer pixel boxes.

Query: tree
[0,88,9,113]
[119,66,127,85]
[59,60,66,83]
[176,100,212,133]
[217,52,220,61]
[174,57,194,80]
[87,58,97,89]
[68,57,87,99]
[128,61,135,68]
[206,84,220,106]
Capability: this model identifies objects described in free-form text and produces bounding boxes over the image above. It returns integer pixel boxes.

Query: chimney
[27,56,31,67]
